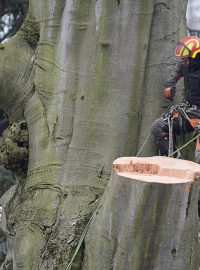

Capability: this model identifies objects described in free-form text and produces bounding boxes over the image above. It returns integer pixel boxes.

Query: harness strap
[165,102,200,129]
[165,102,200,157]
[168,117,173,156]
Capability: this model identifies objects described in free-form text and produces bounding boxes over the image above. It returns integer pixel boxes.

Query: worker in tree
[152,36,200,163]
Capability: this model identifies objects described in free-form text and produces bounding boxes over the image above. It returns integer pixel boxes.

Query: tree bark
[0,0,189,269]
[83,156,200,270]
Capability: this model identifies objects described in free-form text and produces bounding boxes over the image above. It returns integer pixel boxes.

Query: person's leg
[151,117,169,156]
[151,115,181,157]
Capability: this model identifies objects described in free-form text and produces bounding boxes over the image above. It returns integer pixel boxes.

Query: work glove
[164,87,175,101]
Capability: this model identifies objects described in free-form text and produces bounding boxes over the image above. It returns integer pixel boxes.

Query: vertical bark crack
[186,191,192,218]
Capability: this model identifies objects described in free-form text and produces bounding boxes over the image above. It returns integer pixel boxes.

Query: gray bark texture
[83,158,200,270]
[0,0,191,269]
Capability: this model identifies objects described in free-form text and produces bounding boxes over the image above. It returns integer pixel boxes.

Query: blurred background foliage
[0,0,28,42]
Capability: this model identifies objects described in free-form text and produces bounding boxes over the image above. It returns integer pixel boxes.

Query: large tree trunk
[83,157,200,270]
[0,0,189,269]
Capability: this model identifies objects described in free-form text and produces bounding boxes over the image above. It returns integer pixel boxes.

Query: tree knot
[0,121,29,176]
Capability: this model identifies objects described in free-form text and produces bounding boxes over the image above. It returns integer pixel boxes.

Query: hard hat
[175,36,200,62]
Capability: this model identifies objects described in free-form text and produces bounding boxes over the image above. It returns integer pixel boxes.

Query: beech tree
[83,157,200,270]
[0,0,191,269]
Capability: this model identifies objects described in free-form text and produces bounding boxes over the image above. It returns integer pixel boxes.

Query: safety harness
[163,102,200,156]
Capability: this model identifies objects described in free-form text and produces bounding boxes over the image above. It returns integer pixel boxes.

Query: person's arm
[164,63,183,100]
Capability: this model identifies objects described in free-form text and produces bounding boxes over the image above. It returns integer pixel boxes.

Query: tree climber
[152,36,200,163]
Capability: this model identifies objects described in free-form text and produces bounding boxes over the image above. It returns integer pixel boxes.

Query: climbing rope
[168,132,200,157]
[136,130,152,157]
[65,104,200,269]
[168,117,174,156]
[64,208,99,270]
[166,102,200,158]
[136,125,200,158]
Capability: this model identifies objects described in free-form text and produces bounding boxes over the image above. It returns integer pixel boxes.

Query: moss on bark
[0,121,28,176]
[0,0,191,269]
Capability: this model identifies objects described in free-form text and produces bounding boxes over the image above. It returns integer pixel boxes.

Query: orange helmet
[175,36,200,62]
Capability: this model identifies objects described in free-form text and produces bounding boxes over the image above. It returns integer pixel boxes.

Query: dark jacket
[165,54,200,107]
